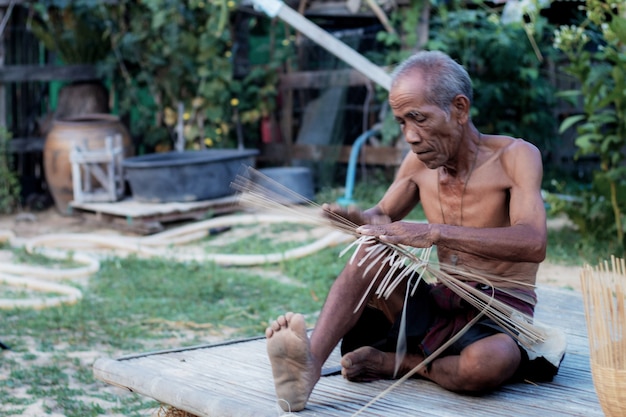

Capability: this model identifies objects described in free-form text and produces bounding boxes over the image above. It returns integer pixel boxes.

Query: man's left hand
[357,221,436,248]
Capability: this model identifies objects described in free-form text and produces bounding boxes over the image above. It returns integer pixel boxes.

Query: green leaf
[613,66,625,89]
[556,90,581,107]
[575,132,601,153]
[587,111,617,126]
[559,114,586,134]
[555,90,581,99]
[609,16,626,45]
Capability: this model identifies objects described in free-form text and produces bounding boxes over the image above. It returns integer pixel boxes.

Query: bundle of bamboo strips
[580,256,626,417]
[234,167,567,414]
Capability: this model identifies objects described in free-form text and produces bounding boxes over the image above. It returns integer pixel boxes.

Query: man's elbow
[527,238,547,263]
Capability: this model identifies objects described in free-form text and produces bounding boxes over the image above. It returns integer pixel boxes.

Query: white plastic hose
[0,212,353,309]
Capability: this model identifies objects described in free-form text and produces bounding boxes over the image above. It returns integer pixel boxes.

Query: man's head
[389,51,475,169]
[391,51,473,117]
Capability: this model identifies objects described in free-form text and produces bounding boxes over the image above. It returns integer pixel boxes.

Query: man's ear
[452,94,470,124]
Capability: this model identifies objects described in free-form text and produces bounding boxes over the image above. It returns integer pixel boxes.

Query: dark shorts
[340,298,506,357]
[341,280,560,382]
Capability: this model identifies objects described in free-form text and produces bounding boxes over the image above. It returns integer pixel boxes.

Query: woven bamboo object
[580,256,626,417]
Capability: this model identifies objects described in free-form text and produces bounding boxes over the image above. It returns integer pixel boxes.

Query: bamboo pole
[252,0,392,91]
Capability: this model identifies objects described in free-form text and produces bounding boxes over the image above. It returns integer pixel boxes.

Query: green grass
[202,223,320,254]
[0,230,344,416]
[546,226,615,267]
[0,179,602,416]
[2,250,341,347]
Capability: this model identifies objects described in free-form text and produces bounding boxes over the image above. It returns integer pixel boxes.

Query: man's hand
[357,221,437,248]
[322,203,391,227]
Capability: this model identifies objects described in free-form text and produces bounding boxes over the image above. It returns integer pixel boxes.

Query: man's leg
[266,244,404,411]
[426,333,522,392]
[342,332,522,392]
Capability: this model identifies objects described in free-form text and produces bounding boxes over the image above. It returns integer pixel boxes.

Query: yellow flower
[215,128,222,135]
[204,137,214,147]
[192,97,204,108]
[183,112,191,121]
[227,1,235,8]
[230,98,239,107]
[164,107,177,126]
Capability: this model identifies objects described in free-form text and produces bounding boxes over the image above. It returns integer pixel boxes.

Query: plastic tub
[122,149,258,203]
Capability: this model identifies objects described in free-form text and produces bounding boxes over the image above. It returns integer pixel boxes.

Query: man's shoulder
[485,135,540,158]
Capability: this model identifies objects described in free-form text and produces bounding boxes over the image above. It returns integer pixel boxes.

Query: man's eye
[408,112,425,123]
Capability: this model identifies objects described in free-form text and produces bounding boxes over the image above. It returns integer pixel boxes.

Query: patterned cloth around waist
[420,281,536,355]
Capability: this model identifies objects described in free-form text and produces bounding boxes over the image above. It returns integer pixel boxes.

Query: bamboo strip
[232,168,568,414]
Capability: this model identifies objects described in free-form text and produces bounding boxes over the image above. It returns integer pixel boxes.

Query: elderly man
[265,50,561,412]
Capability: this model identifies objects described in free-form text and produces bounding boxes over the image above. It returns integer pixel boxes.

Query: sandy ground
[0,208,583,416]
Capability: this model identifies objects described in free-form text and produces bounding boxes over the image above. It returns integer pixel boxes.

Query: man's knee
[457,334,521,392]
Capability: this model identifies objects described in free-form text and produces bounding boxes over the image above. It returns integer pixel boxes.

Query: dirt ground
[0,207,583,417]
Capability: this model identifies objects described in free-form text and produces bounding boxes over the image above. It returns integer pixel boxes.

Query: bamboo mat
[93,287,602,416]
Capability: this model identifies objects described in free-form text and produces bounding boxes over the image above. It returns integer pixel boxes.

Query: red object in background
[261,116,281,144]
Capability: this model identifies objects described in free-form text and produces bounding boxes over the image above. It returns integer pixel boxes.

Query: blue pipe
[336,128,381,206]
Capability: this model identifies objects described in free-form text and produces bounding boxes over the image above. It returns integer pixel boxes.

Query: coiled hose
[0,213,352,309]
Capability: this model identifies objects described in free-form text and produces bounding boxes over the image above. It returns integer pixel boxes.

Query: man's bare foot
[341,346,397,382]
[341,346,426,382]
[266,312,320,412]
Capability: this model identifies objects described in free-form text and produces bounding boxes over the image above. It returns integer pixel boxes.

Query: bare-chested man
[266,50,561,412]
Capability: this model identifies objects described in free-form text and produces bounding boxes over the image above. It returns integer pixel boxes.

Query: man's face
[388,71,462,169]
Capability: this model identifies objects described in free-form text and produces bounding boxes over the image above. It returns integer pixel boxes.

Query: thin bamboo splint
[233,167,567,413]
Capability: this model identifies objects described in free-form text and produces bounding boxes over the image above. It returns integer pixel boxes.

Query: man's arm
[322,152,422,226]
[358,141,547,263]
[371,152,423,221]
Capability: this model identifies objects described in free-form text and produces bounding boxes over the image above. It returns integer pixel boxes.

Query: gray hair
[391,51,473,114]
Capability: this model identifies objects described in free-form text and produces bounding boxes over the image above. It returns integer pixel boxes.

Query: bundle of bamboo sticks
[580,256,626,417]
[233,167,567,414]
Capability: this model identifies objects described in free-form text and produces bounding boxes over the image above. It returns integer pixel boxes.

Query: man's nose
[404,128,421,144]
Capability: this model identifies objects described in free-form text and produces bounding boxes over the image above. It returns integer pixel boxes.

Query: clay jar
[43,114,133,214]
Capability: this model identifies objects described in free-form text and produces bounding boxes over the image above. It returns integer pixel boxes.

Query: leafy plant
[235,17,292,130]
[544,176,625,255]
[27,0,111,64]
[553,0,626,251]
[374,1,558,151]
[373,0,431,144]
[0,128,20,214]
[426,6,557,152]
[96,1,291,152]
[96,0,235,150]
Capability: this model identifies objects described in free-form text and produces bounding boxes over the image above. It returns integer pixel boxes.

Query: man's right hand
[322,203,391,227]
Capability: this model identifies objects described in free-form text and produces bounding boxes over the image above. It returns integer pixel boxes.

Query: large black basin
[122,149,258,203]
